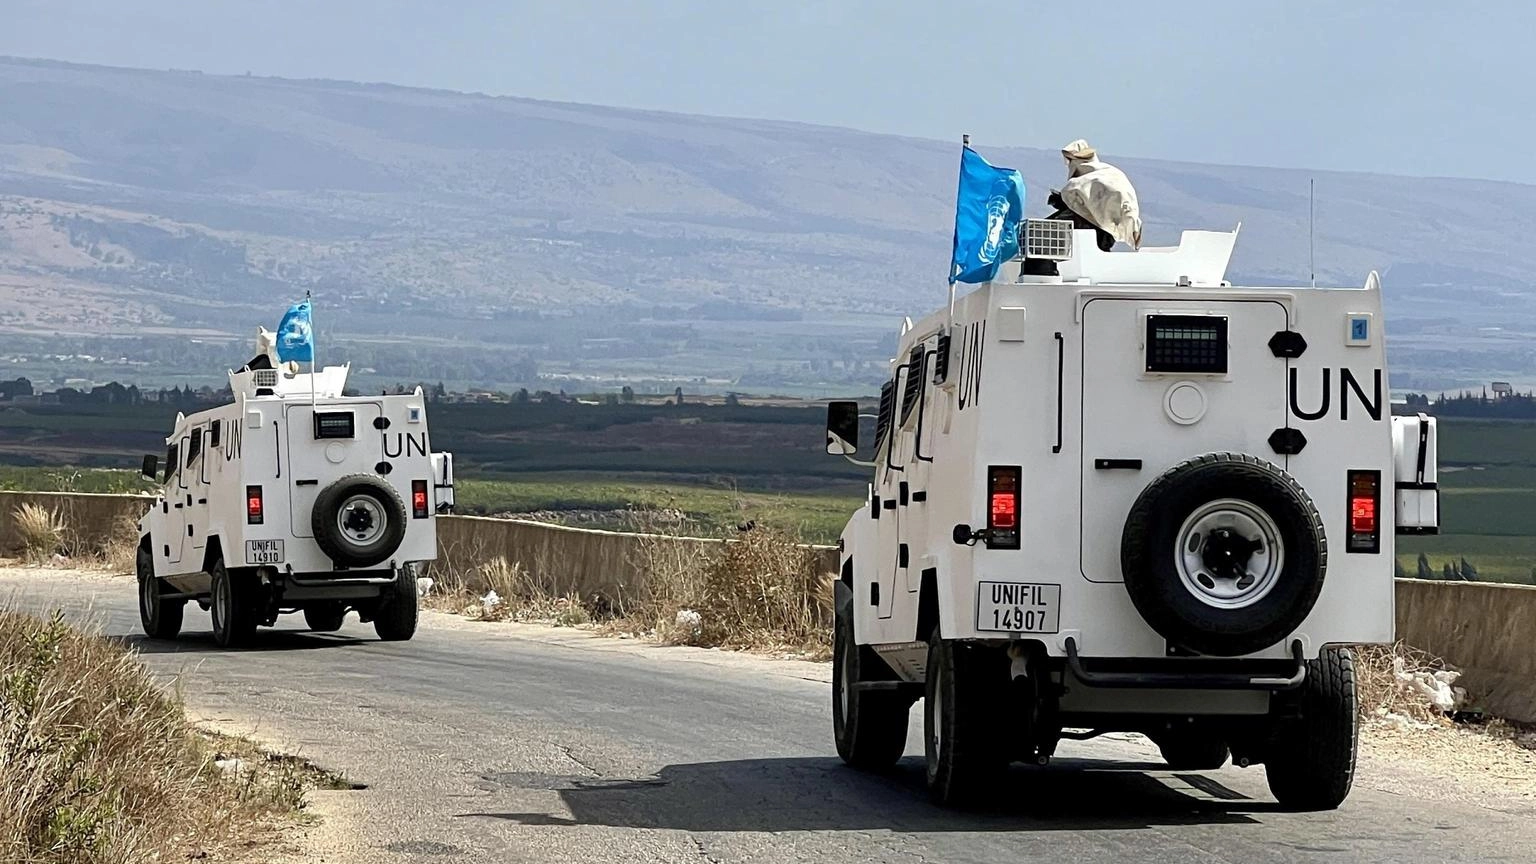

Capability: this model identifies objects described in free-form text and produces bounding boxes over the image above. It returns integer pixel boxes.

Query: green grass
[0,466,155,495]
[1397,534,1536,585]
[455,473,860,543]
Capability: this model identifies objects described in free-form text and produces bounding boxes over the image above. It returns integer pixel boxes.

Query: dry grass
[427,555,592,627]
[96,511,140,574]
[1354,641,1465,723]
[622,526,834,657]
[13,503,66,564]
[0,608,318,863]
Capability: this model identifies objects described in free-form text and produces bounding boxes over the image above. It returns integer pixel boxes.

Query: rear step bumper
[1064,637,1306,690]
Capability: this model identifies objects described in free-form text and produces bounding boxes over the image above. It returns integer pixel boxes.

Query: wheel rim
[337,495,386,546]
[836,632,851,722]
[1175,498,1285,610]
[139,565,156,622]
[213,570,229,633]
[927,655,943,781]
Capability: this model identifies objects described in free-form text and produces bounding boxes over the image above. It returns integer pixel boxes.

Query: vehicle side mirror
[140,454,159,480]
[825,400,860,456]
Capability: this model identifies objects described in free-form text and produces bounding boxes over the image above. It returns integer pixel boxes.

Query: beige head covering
[1061,138,1097,162]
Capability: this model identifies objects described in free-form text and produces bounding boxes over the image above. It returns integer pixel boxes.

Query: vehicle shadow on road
[114,630,370,654]
[459,756,1284,833]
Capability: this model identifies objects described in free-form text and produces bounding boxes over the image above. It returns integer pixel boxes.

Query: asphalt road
[4,569,1533,864]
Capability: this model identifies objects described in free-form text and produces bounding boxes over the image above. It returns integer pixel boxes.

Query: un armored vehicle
[136,342,455,647]
[824,219,1438,809]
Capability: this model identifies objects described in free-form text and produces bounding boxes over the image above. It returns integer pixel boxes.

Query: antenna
[1309,178,1316,288]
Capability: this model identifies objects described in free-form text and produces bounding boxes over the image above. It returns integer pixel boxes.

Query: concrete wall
[1395,578,1536,724]
[430,514,838,604]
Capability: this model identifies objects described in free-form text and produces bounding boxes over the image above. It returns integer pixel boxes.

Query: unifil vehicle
[822,149,1438,809]
[135,332,454,647]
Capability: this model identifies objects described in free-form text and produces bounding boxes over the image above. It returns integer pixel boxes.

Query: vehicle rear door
[1079,298,1291,583]
[284,403,385,537]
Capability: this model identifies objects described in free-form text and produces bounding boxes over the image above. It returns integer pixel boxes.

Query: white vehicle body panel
[140,364,452,594]
[838,228,1434,668]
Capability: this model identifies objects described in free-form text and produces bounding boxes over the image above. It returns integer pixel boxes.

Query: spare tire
[1121,453,1326,657]
[312,474,408,568]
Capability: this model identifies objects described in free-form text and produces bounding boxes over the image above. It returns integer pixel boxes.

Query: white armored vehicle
[824,218,1439,809]
[136,339,455,647]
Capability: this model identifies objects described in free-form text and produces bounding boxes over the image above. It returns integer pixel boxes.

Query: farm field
[0,402,1531,565]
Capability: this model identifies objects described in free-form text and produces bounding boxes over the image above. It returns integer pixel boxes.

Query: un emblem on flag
[978,194,1012,265]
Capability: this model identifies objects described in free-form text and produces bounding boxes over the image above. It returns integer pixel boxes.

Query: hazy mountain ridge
[1,55,1533,391]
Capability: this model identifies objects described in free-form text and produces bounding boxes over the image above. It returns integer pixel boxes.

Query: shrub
[0,609,308,862]
[13,503,65,563]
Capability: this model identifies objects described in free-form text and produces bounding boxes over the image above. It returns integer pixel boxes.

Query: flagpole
[308,290,317,409]
[950,134,969,323]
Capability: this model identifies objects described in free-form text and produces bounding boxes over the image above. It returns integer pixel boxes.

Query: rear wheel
[924,628,1009,807]
[832,581,910,770]
[303,601,348,632]
[210,558,260,648]
[373,565,419,642]
[1265,647,1357,810]
[137,542,184,639]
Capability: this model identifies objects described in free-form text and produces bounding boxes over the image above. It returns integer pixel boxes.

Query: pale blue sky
[4,0,1531,183]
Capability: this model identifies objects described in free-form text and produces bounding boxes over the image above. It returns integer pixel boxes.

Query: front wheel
[832,581,910,770]
[373,565,419,642]
[210,559,260,649]
[1265,647,1357,810]
[924,628,1010,807]
[137,543,184,639]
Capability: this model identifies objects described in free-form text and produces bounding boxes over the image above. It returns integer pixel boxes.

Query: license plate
[976,582,1061,633]
[245,539,284,565]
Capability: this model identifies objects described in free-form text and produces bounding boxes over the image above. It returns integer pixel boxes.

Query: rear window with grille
[1145,315,1228,374]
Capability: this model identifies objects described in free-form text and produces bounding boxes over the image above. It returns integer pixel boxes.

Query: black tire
[1265,647,1357,810]
[311,474,408,568]
[137,541,184,639]
[303,601,347,632]
[210,558,260,648]
[1121,453,1327,657]
[373,564,419,642]
[1153,731,1230,771]
[924,627,1009,807]
[832,581,911,770]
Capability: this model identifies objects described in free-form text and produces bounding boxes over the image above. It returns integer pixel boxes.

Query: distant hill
[1,56,1533,392]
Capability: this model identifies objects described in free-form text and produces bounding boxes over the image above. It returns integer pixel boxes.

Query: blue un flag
[275,298,314,363]
[950,147,1026,284]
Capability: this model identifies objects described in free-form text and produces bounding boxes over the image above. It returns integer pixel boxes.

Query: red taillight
[1351,497,1376,533]
[1346,470,1380,553]
[990,492,1017,529]
[246,485,263,525]
[986,466,1021,549]
[412,480,429,518]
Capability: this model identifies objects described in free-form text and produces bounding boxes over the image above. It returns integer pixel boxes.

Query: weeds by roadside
[426,555,593,628]
[427,515,835,657]
[623,525,833,656]
[0,608,324,863]
[13,503,66,564]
